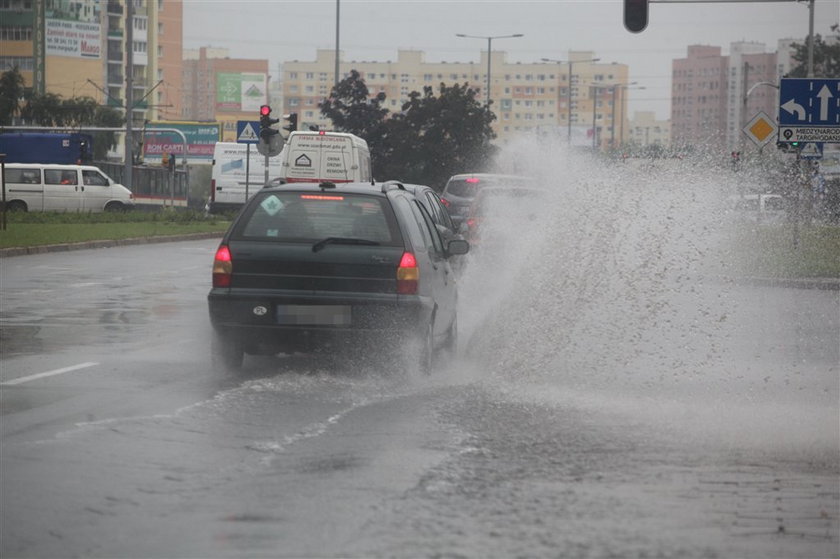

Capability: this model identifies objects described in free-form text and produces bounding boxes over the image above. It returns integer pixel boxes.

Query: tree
[376,83,497,187]
[320,72,497,188]
[319,70,388,140]
[786,33,840,78]
[0,67,25,125]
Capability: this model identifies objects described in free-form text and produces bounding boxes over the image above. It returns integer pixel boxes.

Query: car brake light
[465,178,480,183]
[210,179,216,201]
[396,252,418,294]
[212,245,233,287]
[440,197,451,208]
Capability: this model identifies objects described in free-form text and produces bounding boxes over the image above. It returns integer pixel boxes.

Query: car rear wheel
[212,332,244,371]
[441,314,458,360]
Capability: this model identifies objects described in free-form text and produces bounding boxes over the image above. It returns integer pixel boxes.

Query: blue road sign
[236,120,260,144]
[778,78,840,144]
[779,79,839,126]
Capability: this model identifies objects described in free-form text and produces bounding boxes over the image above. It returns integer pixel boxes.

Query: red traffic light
[260,105,271,116]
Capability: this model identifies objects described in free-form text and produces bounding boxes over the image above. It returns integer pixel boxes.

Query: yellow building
[1,0,182,126]
[281,49,630,147]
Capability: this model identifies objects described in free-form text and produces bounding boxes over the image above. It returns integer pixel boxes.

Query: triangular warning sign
[238,123,258,141]
[799,143,822,158]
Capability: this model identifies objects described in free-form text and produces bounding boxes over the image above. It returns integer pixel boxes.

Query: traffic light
[259,104,280,142]
[623,0,649,33]
[776,141,801,153]
[283,112,298,134]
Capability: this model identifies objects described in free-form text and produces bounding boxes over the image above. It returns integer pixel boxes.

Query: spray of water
[456,136,838,457]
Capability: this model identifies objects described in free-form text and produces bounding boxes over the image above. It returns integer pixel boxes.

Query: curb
[0,232,223,258]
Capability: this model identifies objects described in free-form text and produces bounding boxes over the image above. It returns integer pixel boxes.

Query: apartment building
[181,46,269,141]
[281,49,629,147]
[1,0,181,127]
[627,111,671,147]
[671,40,795,151]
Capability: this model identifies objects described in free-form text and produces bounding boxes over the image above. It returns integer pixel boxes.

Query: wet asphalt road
[1,237,838,558]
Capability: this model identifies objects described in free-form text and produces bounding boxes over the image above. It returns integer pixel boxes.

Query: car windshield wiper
[312,237,381,252]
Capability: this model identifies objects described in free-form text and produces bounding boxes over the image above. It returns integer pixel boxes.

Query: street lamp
[608,82,641,148]
[542,56,600,145]
[457,33,524,108]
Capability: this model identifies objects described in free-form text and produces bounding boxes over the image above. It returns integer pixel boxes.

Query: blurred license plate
[276,305,351,326]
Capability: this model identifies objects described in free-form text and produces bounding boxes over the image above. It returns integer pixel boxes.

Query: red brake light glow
[300,194,344,201]
[212,245,233,288]
[439,197,451,207]
[396,252,419,295]
[465,178,480,184]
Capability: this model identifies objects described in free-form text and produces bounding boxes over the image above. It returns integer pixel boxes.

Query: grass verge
[0,209,232,249]
[727,224,840,279]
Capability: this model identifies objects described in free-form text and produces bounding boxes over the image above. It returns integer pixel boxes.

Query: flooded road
[1,147,838,557]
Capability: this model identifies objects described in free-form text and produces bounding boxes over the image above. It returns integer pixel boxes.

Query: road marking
[0,362,100,386]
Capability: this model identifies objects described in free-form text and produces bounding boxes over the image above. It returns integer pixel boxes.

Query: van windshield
[236,191,402,246]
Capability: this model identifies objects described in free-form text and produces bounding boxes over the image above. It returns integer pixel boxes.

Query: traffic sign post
[778,78,840,144]
[237,120,261,199]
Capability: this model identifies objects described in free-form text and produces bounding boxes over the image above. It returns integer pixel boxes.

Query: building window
[0,26,33,41]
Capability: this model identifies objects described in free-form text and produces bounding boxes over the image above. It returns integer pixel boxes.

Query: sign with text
[779,78,840,144]
[45,0,102,60]
[143,122,221,162]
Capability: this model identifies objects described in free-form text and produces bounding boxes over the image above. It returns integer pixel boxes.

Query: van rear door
[284,134,355,183]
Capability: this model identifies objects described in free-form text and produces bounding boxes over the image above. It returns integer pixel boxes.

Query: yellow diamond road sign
[743,111,778,147]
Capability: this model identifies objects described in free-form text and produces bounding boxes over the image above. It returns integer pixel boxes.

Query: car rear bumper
[207,288,433,352]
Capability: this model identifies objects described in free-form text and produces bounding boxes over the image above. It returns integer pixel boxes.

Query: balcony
[107,2,123,15]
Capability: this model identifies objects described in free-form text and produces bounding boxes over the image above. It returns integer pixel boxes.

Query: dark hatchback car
[207,181,469,372]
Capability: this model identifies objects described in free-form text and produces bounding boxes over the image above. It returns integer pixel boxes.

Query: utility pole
[123,0,134,190]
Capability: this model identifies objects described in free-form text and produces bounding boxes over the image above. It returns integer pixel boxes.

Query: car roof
[261,181,394,197]
[446,173,535,182]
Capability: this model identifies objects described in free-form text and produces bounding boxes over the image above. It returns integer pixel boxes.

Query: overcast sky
[183,0,838,120]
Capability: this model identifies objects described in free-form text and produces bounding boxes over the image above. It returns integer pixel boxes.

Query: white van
[2,163,134,212]
[207,142,284,214]
[281,131,371,184]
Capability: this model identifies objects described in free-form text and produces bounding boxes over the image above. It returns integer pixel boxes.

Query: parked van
[207,142,284,214]
[281,131,371,184]
[1,163,134,212]
[729,193,787,223]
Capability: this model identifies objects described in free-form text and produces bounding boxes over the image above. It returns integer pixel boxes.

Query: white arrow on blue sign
[236,120,261,144]
[779,78,839,126]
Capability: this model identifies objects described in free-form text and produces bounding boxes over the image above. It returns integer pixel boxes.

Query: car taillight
[396,252,418,295]
[210,179,216,201]
[440,197,451,208]
[212,245,233,287]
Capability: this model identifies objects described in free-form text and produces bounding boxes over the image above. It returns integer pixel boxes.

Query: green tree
[319,69,388,139]
[377,83,497,188]
[786,33,840,78]
[321,72,497,188]
[0,67,26,125]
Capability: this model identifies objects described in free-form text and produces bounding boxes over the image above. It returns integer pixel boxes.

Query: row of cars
[207,172,535,373]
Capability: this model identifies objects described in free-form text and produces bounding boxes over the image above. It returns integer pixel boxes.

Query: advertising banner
[45,0,101,58]
[216,73,267,111]
[143,122,221,162]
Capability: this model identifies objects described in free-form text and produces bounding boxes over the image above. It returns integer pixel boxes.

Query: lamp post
[542,56,600,145]
[457,33,524,108]
[608,82,640,148]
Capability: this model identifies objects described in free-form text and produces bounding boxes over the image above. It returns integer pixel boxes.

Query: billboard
[142,122,221,162]
[45,0,101,59]
[216,73,267,112]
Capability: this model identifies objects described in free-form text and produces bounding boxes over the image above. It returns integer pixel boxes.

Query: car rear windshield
[444,179,481,198]
[445,176,535,198]
[234,191,403,246]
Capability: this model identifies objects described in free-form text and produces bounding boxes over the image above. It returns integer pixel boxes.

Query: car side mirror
[446,238,469,256]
